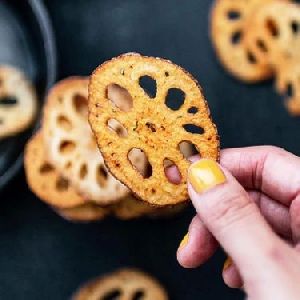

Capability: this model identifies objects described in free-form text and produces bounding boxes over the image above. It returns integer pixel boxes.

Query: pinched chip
[55,203,108,223]
[0,65,37,138]
[24,131,85,209]
[211,0,281,82]
[43,77,145,205]
[245,1,300,68]
[72,268,168,300]
[89,53,219,206]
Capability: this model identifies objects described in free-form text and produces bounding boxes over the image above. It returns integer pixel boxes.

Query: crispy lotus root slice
[245,1,300,68]
[55,203,109,223]
[112,195,157,220]
[89,54,219,206]
[43,77,146,205]
[24,131,85,209]
[0,65,37,139]
[276,60,300,116]
[211,0,282,82]
[113,195,186,220]
[72,268,168,300]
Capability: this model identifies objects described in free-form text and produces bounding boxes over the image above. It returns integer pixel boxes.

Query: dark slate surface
[3,0,300,299]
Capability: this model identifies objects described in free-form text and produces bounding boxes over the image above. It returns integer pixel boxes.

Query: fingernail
[223,257,232,271]
[188,159,226,194]
[179,233,189,249]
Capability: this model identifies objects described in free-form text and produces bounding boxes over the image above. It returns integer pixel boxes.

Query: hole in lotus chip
[227,10,241,21]
[188,106,198,114]
[56,177,69,191]
[165,88,185,110]
[128,148,151,178]
[291,20,300,34]
[57,115,72,131]
[231,31,242,45]
[164,158,182,185]
[132,290,145,300]
[179,141,199,160]
[183,124,204,134]
[96,164,108,188]
[256,39,268,53]
[107,119,128,137]
[139,75,157,98]
[107,83,133,112]
[265,18,279,37]
[59,140,76,154]
[39,163,54,174]
[285,82,294,98]
[0,96,18,106]
[79,163,88,179]
[73,93,87,117]
[247,51,257,64]
[102,289,121,300]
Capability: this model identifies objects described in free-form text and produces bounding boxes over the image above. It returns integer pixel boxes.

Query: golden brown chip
[245,1,300,68]
[43,77,146,205]
[276,59,300,116]
[24,131,86,209]
[211,0,280,82]
[112,195,157,220]
[0,65,37,138]
[55,203,108,223]
[147,203,188,219]
[89,53,219,206]
[72,268,168,300]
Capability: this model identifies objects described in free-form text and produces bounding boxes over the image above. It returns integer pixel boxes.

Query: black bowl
[0,0,56,190]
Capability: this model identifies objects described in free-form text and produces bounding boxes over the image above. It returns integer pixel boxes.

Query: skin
[168,146,300,300]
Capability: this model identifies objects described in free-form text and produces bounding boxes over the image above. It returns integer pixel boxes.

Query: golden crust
[72,268,168,300]
[24,131,86,209]
[276,59,300,116]
[55,203,108,223]
[88,53,219,206]
[245,1,300,69]
[43,77,131,205]
[0,65,37,138]
[211,0,278,82]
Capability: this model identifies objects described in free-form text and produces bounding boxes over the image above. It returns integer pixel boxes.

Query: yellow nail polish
[179,233,189,249]
[188,159,226,194]
[223,257,232,271]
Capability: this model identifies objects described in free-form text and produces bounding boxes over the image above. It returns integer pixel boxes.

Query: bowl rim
[0,0,57,191]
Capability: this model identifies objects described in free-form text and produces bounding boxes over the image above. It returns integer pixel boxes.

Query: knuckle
[204,192,255,231]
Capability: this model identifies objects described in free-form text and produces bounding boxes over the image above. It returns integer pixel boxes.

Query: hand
[170,146,300,300]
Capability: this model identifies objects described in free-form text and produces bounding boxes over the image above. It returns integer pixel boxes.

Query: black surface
[0,0,56,189]
[2,0,300,299]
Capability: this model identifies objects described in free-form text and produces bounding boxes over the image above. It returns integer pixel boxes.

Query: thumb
[188,159,281,277]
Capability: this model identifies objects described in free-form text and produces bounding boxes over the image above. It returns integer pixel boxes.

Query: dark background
[2,0,300,299]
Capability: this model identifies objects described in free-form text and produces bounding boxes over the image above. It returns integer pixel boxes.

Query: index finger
[220,146,300,206]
